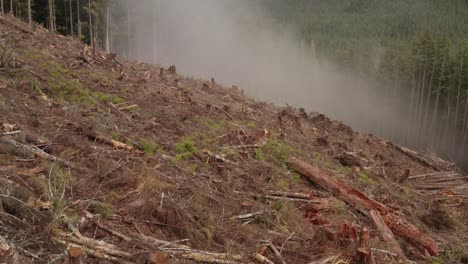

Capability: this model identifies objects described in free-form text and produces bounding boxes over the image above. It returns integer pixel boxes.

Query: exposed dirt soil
[0,15,466,264]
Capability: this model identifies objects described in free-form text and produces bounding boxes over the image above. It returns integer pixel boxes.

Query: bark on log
[0,138,76,169]
[288,157,438,256]
[288,157,388,214]
[369,210,406,260]
[382,213,438,256]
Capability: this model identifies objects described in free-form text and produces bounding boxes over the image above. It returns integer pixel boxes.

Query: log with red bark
[369,210,406,260]
[288,157,438,256]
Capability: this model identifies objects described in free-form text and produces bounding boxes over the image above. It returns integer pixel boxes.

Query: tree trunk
[1,0,4,14]
[430,60,445,146]
[9,0,11,15]
[105,1,109,53]
[88,0,93,45]
[27,0,32,27]
[77,0,81,37]
[453,56,464,147]
[69,0,74,36]
[53,0,57,32]
[417,69,426,147]
[64,1,69,35]
[48,0,52,31]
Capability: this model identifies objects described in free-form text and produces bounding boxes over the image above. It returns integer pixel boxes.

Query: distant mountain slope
[263,0,468,55]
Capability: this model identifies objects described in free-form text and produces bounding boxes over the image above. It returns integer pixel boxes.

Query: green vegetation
[174,139,198,161]
[357,172,374,184]
[141,139,157,156]
[111,130,120,140]
[255,138,297,167]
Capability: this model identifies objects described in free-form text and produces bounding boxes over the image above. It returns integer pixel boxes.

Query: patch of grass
[99,93,110,104]
[292,172,302,182]
[174,139,198,161]
[189,164,198,172]
[141,139,157,156]
[112,96,124,104]
[255,149,265,161]
[255,138,297,167]
[111,130,120,140]
[357,172,374,184]
[336,206,346,215]
[277,178,290,190]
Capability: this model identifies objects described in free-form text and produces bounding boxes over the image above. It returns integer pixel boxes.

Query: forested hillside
[262,0,468,170]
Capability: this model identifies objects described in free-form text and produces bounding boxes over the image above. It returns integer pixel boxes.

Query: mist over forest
[105,0,468,171]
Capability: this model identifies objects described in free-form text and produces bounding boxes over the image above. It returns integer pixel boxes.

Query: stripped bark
[288,157,438,256]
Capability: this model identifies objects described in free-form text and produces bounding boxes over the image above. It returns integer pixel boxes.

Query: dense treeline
[4,0,468,169]
[261,0,468,169]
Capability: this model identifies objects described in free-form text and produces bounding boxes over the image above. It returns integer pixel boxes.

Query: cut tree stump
[288,157,438,256]
[355,228,375,264]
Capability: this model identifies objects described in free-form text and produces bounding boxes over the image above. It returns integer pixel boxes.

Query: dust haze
[110,0,430,155]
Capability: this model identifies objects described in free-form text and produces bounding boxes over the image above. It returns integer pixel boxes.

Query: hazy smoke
[109,0,465,169]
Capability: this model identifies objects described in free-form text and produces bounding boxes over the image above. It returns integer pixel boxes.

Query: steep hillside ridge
[0,15,466,263]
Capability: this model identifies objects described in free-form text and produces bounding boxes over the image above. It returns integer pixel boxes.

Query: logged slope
[0,15,467,264]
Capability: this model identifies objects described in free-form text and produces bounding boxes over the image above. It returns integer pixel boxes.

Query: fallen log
[0,138,76,169]
[288,157,388,214]
[369,210,406,260]
[388,143,445,171]
[84,130,134,151]
[231,210,275,221]
[182,252,243,263]
[54,231,132,258]
[288,157,438,256]
[254,253,275,264]
[109,102,132,123]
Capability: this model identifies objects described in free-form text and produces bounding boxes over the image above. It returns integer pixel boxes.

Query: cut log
[0,138,76,169]
[288,157,438,256]
[369,210,406,260]
[254,253,275,264]
[389,143,446,171]
[288,157,388,214]
[83,130,134,151]
[92,220,131,241]
[383,213,438,256]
